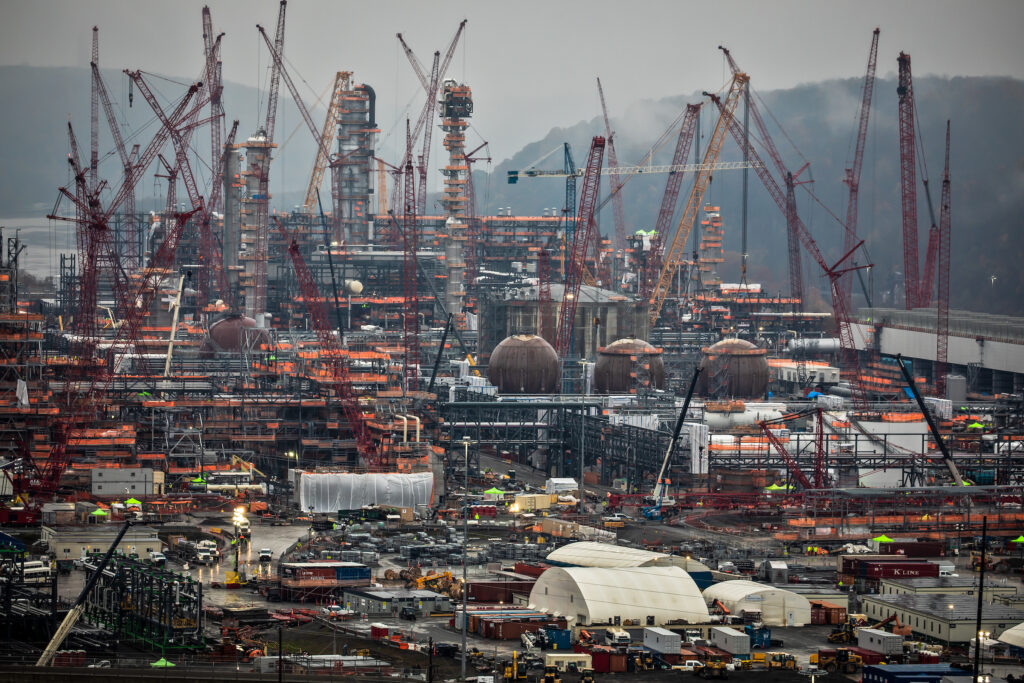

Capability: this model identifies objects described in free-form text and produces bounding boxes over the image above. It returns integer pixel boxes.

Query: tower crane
[416,52,441,216]
[554,136,605,360]
[648,73,747,329]
[838,28,880,309]
[597,77,628,252]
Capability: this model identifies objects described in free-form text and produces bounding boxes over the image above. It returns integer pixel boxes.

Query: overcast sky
[2,0,1022,163]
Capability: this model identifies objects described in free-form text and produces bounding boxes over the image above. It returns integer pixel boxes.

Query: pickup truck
[674,661,704,672]
[258,549,273,563]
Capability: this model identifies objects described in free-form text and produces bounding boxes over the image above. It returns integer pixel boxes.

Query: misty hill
[0,65,318,216]
[2,66,1022,315]
[473,75,1024,316]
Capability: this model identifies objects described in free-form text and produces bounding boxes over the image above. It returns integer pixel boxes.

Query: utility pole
[973,516,986,683]
[461,436,473,681]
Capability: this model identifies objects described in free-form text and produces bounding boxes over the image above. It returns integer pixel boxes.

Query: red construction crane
[935,121,951,397]
[198,5,227,308]
[709,91,871,407]
[554,136,605,359]
[89,26,99,192]
[416,52,441,216]
[839,28,880,309]
[759,408,833,490]
[597,77,628,252]
[538,248,553,343]
[273,217,379,468]
[760,422,813,491]
[402,121,420,388]
[897,52,920,310]
[641,103,700,300]
[719,47,806,300]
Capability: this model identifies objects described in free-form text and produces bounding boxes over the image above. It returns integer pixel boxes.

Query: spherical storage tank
[200,315,270,357]
[488,334,560,394]
[697,338,769,398]
[594,338,665,393]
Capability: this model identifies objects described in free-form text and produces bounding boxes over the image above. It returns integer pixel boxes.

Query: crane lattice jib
[648,104,700,281]
[760,421,813,490]
[839,28,879,308]
[648,74,746,328]
[305,72,350,210]
[403,123,421,386]
[554,136,605,358]
[417,53,441,216]
[785,173,804,299]
[258,26,334,175]
[897,52,919,309]
[935,122,951,397]
[598,78,628,252]
[709,92,868,408]
[274,218,377,462]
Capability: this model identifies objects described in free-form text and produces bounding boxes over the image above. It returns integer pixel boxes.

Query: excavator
[828,613,906,644]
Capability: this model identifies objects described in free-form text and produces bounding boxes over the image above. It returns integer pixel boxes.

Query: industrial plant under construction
[1,4,1023,681]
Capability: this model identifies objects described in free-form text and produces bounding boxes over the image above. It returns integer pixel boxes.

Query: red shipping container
[370,625,389,640]
[609,653,627,673]
[514,562,549,578]
[590,648,611,673]
[863,561,939,579]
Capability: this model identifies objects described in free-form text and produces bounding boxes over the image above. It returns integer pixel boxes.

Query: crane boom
[304,71,351,210]
[896,354,963,486]
[760,422,814,490]
[597,77,628,251]
[554,136,605,359]
[649,367,702,511]
[897,52,920,309]
[839,28,880,308]
[648,74,747,328]
[935,122,951,397]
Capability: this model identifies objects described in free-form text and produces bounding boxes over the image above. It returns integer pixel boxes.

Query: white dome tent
[528,566,709,627]
[703,580,811,626]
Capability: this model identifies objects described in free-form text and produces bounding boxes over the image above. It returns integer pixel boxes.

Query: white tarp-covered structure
[528,566,709,626]
[297,471,434,512]
[997,621,1024,649]
[703,580,811,626]
[545,478,578,493]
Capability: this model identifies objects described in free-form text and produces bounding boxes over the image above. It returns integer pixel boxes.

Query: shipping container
[878,541,945,557]
[858,628,904,656]
[863,562,939,579]
[513,562,548,578]
[644,627,681,654]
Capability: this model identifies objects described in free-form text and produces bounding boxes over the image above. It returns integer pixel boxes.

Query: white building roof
[998,621,1024,648]
[528,566,709,626]
[703,580,812,627]
[546,541,711,573]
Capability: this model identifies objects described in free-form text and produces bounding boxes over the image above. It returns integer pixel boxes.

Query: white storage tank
[644,627,681,654]
[709,626,751,656]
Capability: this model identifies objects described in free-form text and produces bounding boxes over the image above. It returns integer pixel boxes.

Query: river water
[0,215,77,280]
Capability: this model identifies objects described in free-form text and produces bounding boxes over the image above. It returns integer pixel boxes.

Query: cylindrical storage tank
[488,334,561,394]
[697,338,769,399]
[200,315,270,357]
[593,338,665,393]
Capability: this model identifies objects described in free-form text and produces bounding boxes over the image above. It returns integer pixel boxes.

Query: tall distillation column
[438,80,473,318]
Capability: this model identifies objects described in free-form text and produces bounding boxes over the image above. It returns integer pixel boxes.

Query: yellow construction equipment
[811,648,863,674]
[303,71,352,210]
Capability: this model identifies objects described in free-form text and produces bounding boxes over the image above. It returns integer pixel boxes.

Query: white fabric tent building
[545,541,713,589]
[703,580,811,626]
[529,566,710,626]
[997,621,1024,649]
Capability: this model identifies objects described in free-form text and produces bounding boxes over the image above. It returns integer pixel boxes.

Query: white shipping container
[709,626,750,655]
[857,628,904,655]
[644,627,681,654]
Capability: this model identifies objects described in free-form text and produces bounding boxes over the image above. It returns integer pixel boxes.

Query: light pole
[232,506,247,577]
[977,630,990,679]
[461,435,474,682]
